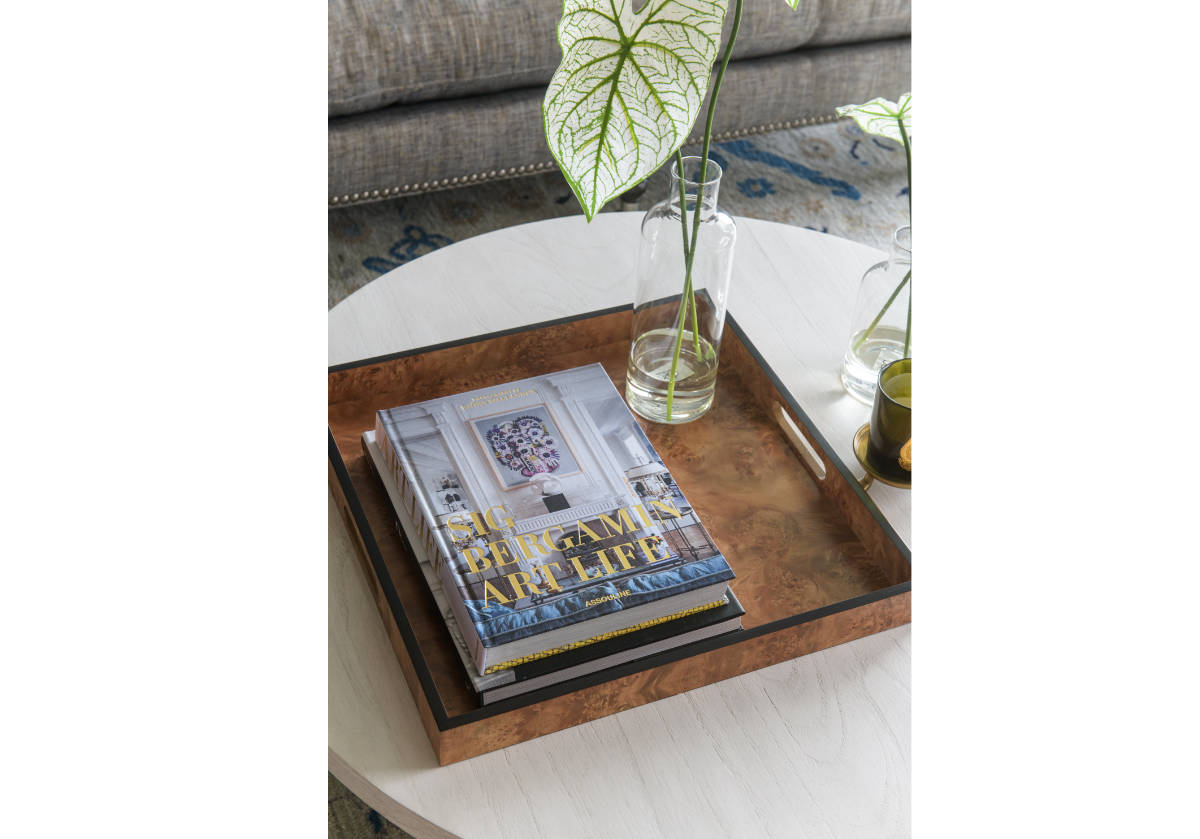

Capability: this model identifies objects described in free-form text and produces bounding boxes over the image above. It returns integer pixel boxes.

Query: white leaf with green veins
[544,0,729,220]
[835,92,912,143]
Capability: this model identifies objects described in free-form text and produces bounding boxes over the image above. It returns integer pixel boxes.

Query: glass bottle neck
[669,156,722,220]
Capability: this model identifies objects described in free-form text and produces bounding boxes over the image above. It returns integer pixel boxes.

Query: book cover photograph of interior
[365,363,739,683]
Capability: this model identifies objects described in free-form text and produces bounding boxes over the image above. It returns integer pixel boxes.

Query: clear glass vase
[625,156,736,424]
[841,225,912,405]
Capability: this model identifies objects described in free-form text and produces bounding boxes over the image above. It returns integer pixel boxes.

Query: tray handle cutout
[775,404,826,481]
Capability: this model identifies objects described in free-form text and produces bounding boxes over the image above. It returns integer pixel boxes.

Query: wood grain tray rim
[329,306,911,732]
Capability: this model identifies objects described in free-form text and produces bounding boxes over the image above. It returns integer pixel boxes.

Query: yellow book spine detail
[481,598,726,675]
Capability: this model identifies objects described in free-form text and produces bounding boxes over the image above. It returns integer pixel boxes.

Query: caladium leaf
[544,0,729,220]
[836,92,912,143]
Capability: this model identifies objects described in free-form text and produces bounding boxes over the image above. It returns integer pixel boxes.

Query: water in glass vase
[841,225,911,406]
[840,325,910,404]
[626,327,719,424]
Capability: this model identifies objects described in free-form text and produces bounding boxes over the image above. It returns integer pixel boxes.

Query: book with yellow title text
[371,363,735,676]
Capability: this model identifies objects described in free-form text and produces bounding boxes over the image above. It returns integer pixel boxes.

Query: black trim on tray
[329,430,453,725]
[328,306,911,730]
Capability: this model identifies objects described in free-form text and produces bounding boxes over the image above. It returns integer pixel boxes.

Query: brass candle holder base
[853,423,912,490]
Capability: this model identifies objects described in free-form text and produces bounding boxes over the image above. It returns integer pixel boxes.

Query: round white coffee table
[329,213,911,839]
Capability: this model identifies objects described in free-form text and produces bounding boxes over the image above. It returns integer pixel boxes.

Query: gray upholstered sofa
[329,0,910,207]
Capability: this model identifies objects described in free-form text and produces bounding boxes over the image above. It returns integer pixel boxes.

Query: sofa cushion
[328,37,911,203]
[329,0,910,117]
[808,0,911,46]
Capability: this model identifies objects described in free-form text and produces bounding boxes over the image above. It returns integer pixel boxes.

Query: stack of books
[362,363,742,705]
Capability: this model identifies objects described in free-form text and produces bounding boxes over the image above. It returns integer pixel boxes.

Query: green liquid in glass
[883,372,912,408]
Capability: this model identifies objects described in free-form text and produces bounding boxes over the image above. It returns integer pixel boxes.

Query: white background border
[6,2,1199,836]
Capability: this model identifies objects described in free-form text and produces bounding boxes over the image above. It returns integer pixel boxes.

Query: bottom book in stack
[363,430,745,705]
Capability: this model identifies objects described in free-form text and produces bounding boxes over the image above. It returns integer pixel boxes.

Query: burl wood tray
[329,306,911,765]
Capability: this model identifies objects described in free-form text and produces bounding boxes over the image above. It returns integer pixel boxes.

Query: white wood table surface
[329,213,911,839]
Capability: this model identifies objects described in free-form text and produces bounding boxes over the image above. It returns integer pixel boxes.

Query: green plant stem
[667,155,693,398]
[666,0,742,420]
[852,268,910,352]
[852,117,914,358]
[667,270,697,411]
[674,150,691,285]
[846,111,912,358]
[673,150,702,360]
[686,0,742,353]
[898,119,911,355]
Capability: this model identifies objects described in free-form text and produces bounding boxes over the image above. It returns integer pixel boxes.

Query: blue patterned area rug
[328,119,907,309]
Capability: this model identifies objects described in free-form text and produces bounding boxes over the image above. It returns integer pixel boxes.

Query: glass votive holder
[866,358,911,483]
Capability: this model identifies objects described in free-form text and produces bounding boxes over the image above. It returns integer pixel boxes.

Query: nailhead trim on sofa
[328,113,839,207]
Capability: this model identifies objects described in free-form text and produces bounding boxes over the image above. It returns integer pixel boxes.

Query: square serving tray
[329,305,911,765]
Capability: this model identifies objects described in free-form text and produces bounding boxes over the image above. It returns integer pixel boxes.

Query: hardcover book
[362,431,744,704]
[372,363,735,676]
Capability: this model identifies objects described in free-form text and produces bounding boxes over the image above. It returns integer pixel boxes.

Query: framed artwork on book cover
[468,404,582,490]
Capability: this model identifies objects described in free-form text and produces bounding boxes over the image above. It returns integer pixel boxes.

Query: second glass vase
[625,156,736,424]
[841,225,912,405]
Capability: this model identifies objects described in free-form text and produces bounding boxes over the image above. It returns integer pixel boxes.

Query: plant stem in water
[673,150,701,361]
[665,272,695,421]
[852,268,911,352]
[666,0,742,419]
